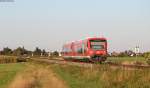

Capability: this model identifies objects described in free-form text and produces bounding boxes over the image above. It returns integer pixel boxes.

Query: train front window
[90,40,106,50]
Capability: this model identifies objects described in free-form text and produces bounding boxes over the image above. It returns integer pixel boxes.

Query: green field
[0,63,26,88]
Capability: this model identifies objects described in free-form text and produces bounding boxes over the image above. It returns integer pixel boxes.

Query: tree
[118,50,135,57]
[52,51,59,57]
[13,47,28,56]
[33,47,42,56]
[1,47,12,55]
[42,49,47,56]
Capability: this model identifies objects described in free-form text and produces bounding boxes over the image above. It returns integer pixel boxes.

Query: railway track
[31,58,94,68]
[31,58,150,69]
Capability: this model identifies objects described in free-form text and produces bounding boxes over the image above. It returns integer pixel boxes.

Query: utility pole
[48,52,51,57]
[32,53,34,57]
[135,46,140,57]
[41,52,43,57]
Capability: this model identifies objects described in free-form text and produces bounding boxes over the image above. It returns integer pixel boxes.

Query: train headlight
[89,51,94,54]
[103,51,106,54]
[96,51,100,54]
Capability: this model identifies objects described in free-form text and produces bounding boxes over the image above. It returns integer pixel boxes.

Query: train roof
[87,37,107,40]
[63,37,107,46]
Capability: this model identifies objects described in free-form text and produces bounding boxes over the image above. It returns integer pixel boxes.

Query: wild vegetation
[107,57,147,65]
[108,51,150,65]
[51,64,150,88]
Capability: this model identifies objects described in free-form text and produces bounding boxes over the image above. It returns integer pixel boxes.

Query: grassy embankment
[0,63,26,88]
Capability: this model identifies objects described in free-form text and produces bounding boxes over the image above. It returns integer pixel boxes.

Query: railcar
[62,37,107,62]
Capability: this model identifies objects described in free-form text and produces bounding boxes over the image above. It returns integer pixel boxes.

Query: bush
[16,56,29,62]
[51,51,59,57]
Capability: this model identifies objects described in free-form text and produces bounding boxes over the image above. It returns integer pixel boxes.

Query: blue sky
[0,0,150,52]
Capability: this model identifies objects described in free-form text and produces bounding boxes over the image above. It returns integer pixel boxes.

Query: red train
[62,37,107,62]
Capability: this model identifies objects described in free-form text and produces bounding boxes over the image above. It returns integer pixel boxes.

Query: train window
[90,40,106,50]
[91,45,104,50]
[63,47,72,54]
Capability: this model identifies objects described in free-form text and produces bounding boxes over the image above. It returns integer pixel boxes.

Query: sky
[0,0,150,52]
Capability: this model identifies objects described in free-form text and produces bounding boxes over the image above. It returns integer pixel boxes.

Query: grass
[51,64,150,88]
[51,64,104,88]
[0,57,150,88]
[0,63,26,88]
[8,62,67,88]
[107,57,147,65]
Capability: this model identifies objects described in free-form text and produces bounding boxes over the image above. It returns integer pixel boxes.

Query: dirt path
[9,63,68,88]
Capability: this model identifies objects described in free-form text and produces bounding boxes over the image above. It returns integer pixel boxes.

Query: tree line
[0,47,150,58]
[0,47,59,57]
[109,50,150,58]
